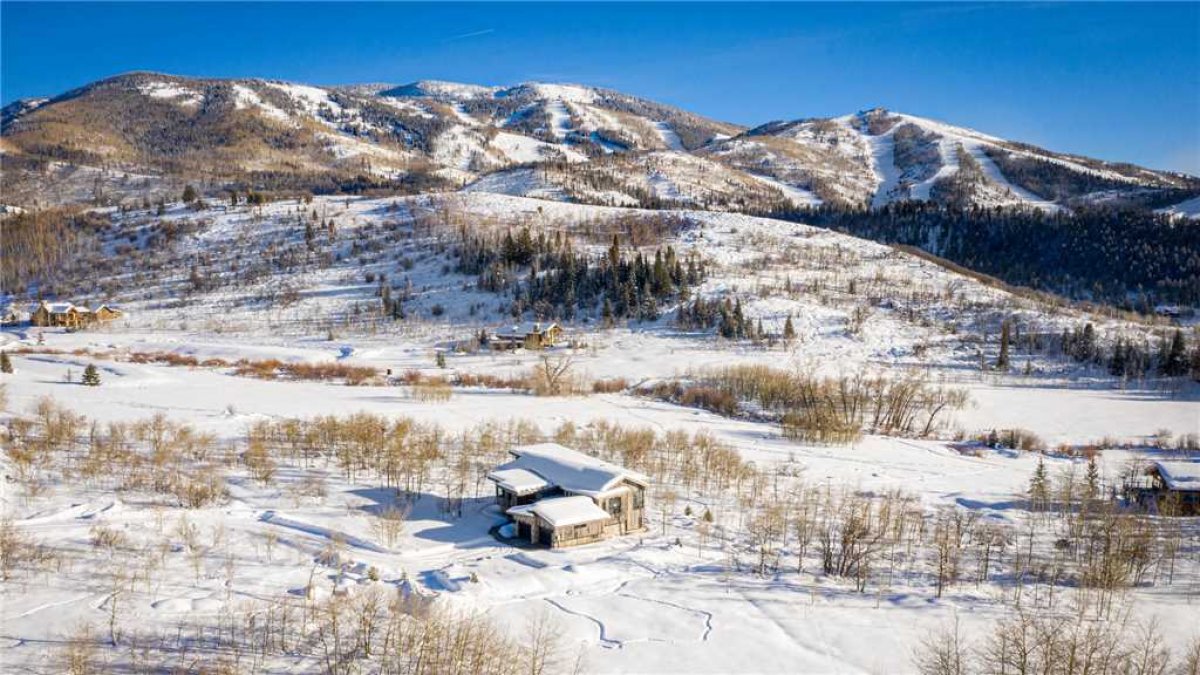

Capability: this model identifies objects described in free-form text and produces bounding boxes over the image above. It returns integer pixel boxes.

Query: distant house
[0,303,24,326]
[93,304,124,323]
[31,301,92,329]
[490,321,563,350]
[1128,461,1200,515]
[487,443,649,548]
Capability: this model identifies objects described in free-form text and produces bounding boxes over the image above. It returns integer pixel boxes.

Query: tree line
[777,201,1200,309]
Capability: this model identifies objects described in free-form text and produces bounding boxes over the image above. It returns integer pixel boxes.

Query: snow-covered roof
[494,321,559,338]
[488,467,551,495]
[507,495,612,527]
[489,443,648,497]
[39,301,76,314]
[1155,461,1200,491]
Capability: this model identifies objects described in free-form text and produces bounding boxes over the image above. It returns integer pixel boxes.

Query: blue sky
[3,2,1197,173]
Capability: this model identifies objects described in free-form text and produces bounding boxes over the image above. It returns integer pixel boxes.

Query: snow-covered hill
[706,108,1197,210]
[2,73,1196,213]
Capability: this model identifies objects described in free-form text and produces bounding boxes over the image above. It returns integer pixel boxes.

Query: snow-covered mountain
[2,72,1196,213]
[705,108,1197,210]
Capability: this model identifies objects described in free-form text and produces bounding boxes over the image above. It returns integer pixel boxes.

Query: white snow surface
[137,82,203,107]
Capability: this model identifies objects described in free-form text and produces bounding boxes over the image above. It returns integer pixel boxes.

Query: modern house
[1127,460,1200,515]
[487,443,649,548]
[490,321,563,350]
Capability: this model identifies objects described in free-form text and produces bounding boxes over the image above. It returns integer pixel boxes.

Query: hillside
[705,108,1199,210]
[3,72,1196,215]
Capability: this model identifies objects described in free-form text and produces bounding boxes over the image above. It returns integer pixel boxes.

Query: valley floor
[1,326,1197,673]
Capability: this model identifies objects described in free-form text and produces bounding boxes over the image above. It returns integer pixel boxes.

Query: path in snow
[867,130,903,208]
[652,121,684,151]
[745,172,822,207]
[545,101,572,140]
[964,142,1061,212]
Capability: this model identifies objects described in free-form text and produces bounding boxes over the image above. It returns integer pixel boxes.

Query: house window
[607,497,622,517]
[632,489,644,509]
[575,523,589,535]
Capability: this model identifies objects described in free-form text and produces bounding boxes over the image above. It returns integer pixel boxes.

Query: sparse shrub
[0,519,54,580]
[413,379,453,403]
[592,377,628,394]
[679,386,738,416]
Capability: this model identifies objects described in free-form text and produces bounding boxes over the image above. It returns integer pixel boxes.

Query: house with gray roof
[487,443,648,547]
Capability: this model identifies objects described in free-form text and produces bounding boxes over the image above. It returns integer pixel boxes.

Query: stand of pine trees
[1057,323,1200,381]
[454,227,705,322]
[776,202,1200,309]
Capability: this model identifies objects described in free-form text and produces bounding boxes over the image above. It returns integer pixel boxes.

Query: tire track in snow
[614,590,714,641]
[543,598,622,649]
[15,593,96,618]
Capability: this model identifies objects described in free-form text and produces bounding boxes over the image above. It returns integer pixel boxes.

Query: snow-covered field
[2,322,1198,673]
[1,191,1197,673]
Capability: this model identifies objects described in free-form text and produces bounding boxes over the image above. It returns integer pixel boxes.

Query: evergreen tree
[82,364,101,387]
[182,184,198,204]
[1029,456,1049,511]
[0,351,11,374]
[997,320,1011,370]
[1080,323,1096,362]
[1159,329,1188,377]
[783,314,796,342]
[1084,455,1100,504]
[1108,338,1127,377]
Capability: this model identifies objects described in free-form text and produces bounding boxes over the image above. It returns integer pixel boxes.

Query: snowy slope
[2,74,1195,214]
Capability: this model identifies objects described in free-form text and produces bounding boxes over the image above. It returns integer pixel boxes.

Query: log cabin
[30,301,92,328]
[487,443,648,548]
[93,304,124,323]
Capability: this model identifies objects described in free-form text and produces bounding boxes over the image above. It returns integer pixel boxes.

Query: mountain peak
[381,80,498,100]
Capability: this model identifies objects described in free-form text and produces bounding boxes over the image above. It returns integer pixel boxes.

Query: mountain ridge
[2,71,1196,214]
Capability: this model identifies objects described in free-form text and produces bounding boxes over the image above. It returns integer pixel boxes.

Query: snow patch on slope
[1158,195,1200,219]
[138,82,203,107]
[653,121,685,151]
[463,168,570,201]
[231,84,290,122]
[745,173,822,207]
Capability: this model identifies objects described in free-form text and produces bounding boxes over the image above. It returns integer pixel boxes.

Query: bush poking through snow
[914,611,1187,675]
[0,519,55,581]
